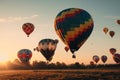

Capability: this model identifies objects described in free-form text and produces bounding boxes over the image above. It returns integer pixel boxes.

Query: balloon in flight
[34,39,59,62]
[109,31,115,38]
[113,53,120,64]
[22,23,35,37]
[101,55,107,63]
[103,27,108,34]
[54,8,94,58]
[17,49,32,63]
[90,61,94,65]
[109,48,116,55]
[117,20,120,25]
[93,55,99,63]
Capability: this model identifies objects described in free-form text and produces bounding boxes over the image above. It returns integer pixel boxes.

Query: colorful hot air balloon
[90,61,94,66]
[117,20,120,25]
[54,8,94,58]
[109,48,116,55]
[34,39,58,62]
[17,49,32,63]
[22,23,35,37]
[64,46,69,52]
[109,31,115,38]
[113,53,120,64]
[93,55,99,63]
[103,27,108,34]
[101,55,107,63]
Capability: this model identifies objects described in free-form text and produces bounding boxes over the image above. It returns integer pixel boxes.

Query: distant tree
[48,63,56,69]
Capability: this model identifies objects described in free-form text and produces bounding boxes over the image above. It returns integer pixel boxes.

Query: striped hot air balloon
[54,8,94,58]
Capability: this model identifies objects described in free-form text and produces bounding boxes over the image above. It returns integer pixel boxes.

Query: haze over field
[0,0,120,65]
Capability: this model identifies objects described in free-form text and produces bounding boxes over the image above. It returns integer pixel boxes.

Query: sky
[0,0,120,65]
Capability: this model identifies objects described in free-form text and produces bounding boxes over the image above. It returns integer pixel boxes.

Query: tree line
[0,59,120,70]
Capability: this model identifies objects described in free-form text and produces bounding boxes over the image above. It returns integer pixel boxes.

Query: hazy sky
[0,0,120,64]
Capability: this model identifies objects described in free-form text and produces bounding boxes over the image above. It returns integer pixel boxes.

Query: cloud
[0,14,39,23]
[104,15,120,19]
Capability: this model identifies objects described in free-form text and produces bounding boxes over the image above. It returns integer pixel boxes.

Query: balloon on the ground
[54,8,94,58]
[22,23,35,37]
[34,39,59,62]
[101,55,107,63]
[93,55,99,63]
[17,49,32,63]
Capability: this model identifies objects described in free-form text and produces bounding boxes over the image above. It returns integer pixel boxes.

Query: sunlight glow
[0,54,9,63]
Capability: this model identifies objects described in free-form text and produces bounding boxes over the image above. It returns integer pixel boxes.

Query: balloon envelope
[22,23,35,37]
[113,53,120,64]
[93,55,99,63]
[90,61,94,65]
[64,46,69,52]
[17,49,32,63]
[54,8,94,58]
[101,55,107,63]
[103,27,108,34]
[117,20,120,25]
[109,31,115,38]
[109,48,116,55]
[34,39,58,62]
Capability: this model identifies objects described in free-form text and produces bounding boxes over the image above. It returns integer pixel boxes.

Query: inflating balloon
[109,48,116,55]
[34,39,58,62]
[109,31,115,38]
[17,49,32,63]
[93,55,99,63]
[113,53,120,64]
[103,27,108,34]
[54,8,94,58]
[22,23,35,37]
[101,55,107,63]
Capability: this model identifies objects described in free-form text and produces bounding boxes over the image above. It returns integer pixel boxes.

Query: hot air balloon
[90,61,94,66]
[54,8,94,58]
[117,20,120,25]
[64,46,69,52]
[109,48,116,55]
[34,39,58,62]
[113,53,120,64]
[93,55,99,63]
[101,55,107,63]
[109,31,115,38]
[17,49,32,63]
[22,23,35,37]
[103,27,108,34]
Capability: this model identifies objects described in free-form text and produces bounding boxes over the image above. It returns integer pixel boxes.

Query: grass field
[0,69,120,80]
